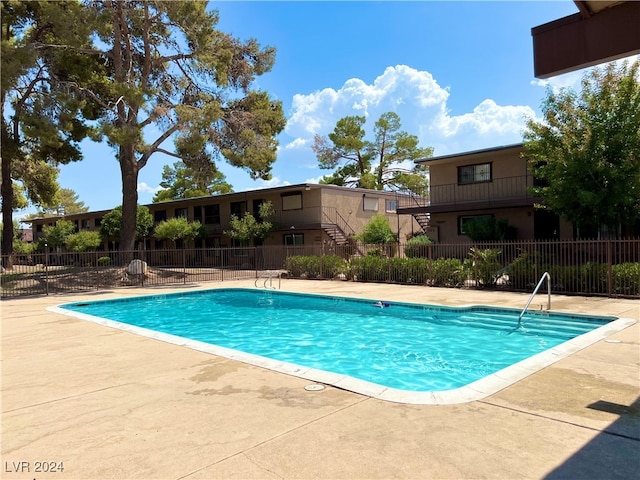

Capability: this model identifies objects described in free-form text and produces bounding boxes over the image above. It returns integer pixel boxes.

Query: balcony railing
[397,175,536,211]
[203,206,348,233]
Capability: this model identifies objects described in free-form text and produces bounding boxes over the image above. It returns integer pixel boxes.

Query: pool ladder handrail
[518,271,551,326]
[254,271,281,290]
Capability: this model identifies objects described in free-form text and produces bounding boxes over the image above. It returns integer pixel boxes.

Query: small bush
[464,248,502,288]
[404,235,433,258]
[97,256,111,266]
[350,256,388,282]
[283,255,347,279]
[507,252,538,290]
[612,263,640,295]
[430,258,465,287]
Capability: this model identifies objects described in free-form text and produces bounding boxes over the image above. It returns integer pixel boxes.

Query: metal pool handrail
[254,271,282,290]
[518,271,551,326]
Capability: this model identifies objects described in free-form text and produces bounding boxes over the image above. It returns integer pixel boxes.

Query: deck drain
[304,384,325,391]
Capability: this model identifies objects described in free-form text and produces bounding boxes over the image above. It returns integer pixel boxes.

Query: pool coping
[46,291,637,405]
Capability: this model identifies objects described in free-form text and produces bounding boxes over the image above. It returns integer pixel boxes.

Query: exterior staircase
[412,212,430,234]
[321,223,349,245]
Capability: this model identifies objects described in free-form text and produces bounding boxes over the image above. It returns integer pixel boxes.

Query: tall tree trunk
[119,144,139,254]
[1,155,14,268]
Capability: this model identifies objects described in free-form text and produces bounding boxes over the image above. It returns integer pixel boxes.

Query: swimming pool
[50,288,634,404]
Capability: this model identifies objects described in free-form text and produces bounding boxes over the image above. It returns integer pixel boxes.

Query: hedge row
[284,254,640,296]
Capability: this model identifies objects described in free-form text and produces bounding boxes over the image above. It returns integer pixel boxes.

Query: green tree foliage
[42,219,75,249]
[99,205,153,249]
[224,201,274,244]
[1,1,98,264]
[64,230,102,252]
[357,213,397,245]
[463,217,516,242]
[523,60,640,237]
[70,2,285,251]
[312,112,432,192]
[404,234,434,258]
[26,188,89,218]
[153,217,203,248]
[153,161,232,202]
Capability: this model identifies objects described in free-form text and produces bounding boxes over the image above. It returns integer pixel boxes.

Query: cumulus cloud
[432,99,536,138]
[284,137,308,150]
[284,64,536,158]
[137,182,161,194]
[286,65,449,138]
[256,176,291,189]
[531,54,640,93]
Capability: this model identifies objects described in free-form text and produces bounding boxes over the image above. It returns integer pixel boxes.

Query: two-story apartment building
[397,144,574,243]
[29,183,422,251]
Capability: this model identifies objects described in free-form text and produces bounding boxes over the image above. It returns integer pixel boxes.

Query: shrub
[97,256,111,266]
[581,262,608,294]
[612,263,640,295]
[388,257,429,284]
[283,255,347,279]
[404,234,433,258]
[429,258,465,287]
[507,251,538,290]
[350,256,388,282]
[464,248,503,288]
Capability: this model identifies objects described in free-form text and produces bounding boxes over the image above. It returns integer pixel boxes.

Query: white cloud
[286,65,449,138]
[256,176,291,189]
[284,137,308,150]
[432,99,536,138]
[137,182,161,194]
[284,64,549,160]
[531,54,640,93]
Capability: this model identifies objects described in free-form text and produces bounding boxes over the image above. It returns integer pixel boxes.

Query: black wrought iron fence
[2,239,639,298]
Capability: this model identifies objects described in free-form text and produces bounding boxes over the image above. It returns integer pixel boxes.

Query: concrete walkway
[2,280,639,479]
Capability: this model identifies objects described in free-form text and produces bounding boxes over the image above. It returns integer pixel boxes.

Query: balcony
[201,206,355,237]
[397,175,539,214]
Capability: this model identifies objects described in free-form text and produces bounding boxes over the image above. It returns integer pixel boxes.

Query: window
[458,214,493,235]
[154,210,167,222]
[281,192,302,211]
[94,218,102,227]
[230,201,247,217]
[204,204,220,224]
[385,199,397,213]
[193,206,202,222]
[363,197,378,211]
[284,233,304,246]
[175,207,188,219]
[458,163,492,184]
[81,219,90,229]
[36,224,43,233]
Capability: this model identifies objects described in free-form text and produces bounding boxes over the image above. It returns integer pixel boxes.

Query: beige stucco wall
[430,207,535,243]
[429,146,528,187]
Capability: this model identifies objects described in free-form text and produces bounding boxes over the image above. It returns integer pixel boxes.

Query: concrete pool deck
[2,280,639,479]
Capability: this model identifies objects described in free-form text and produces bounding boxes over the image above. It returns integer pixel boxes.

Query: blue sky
[17,1,635,219]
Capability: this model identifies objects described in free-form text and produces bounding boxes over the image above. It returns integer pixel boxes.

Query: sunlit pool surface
[50,288,633,404]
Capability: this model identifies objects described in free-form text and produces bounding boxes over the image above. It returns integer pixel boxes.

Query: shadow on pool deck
[2,279,639,479]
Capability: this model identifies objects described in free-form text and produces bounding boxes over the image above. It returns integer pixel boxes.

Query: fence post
[221,248,225,282]
[95,251,99,290]
[183,248,187,285]
[44,243,49,296]
[607,240,612,296]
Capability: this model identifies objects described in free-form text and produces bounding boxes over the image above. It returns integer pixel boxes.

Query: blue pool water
[58,289,617,393]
